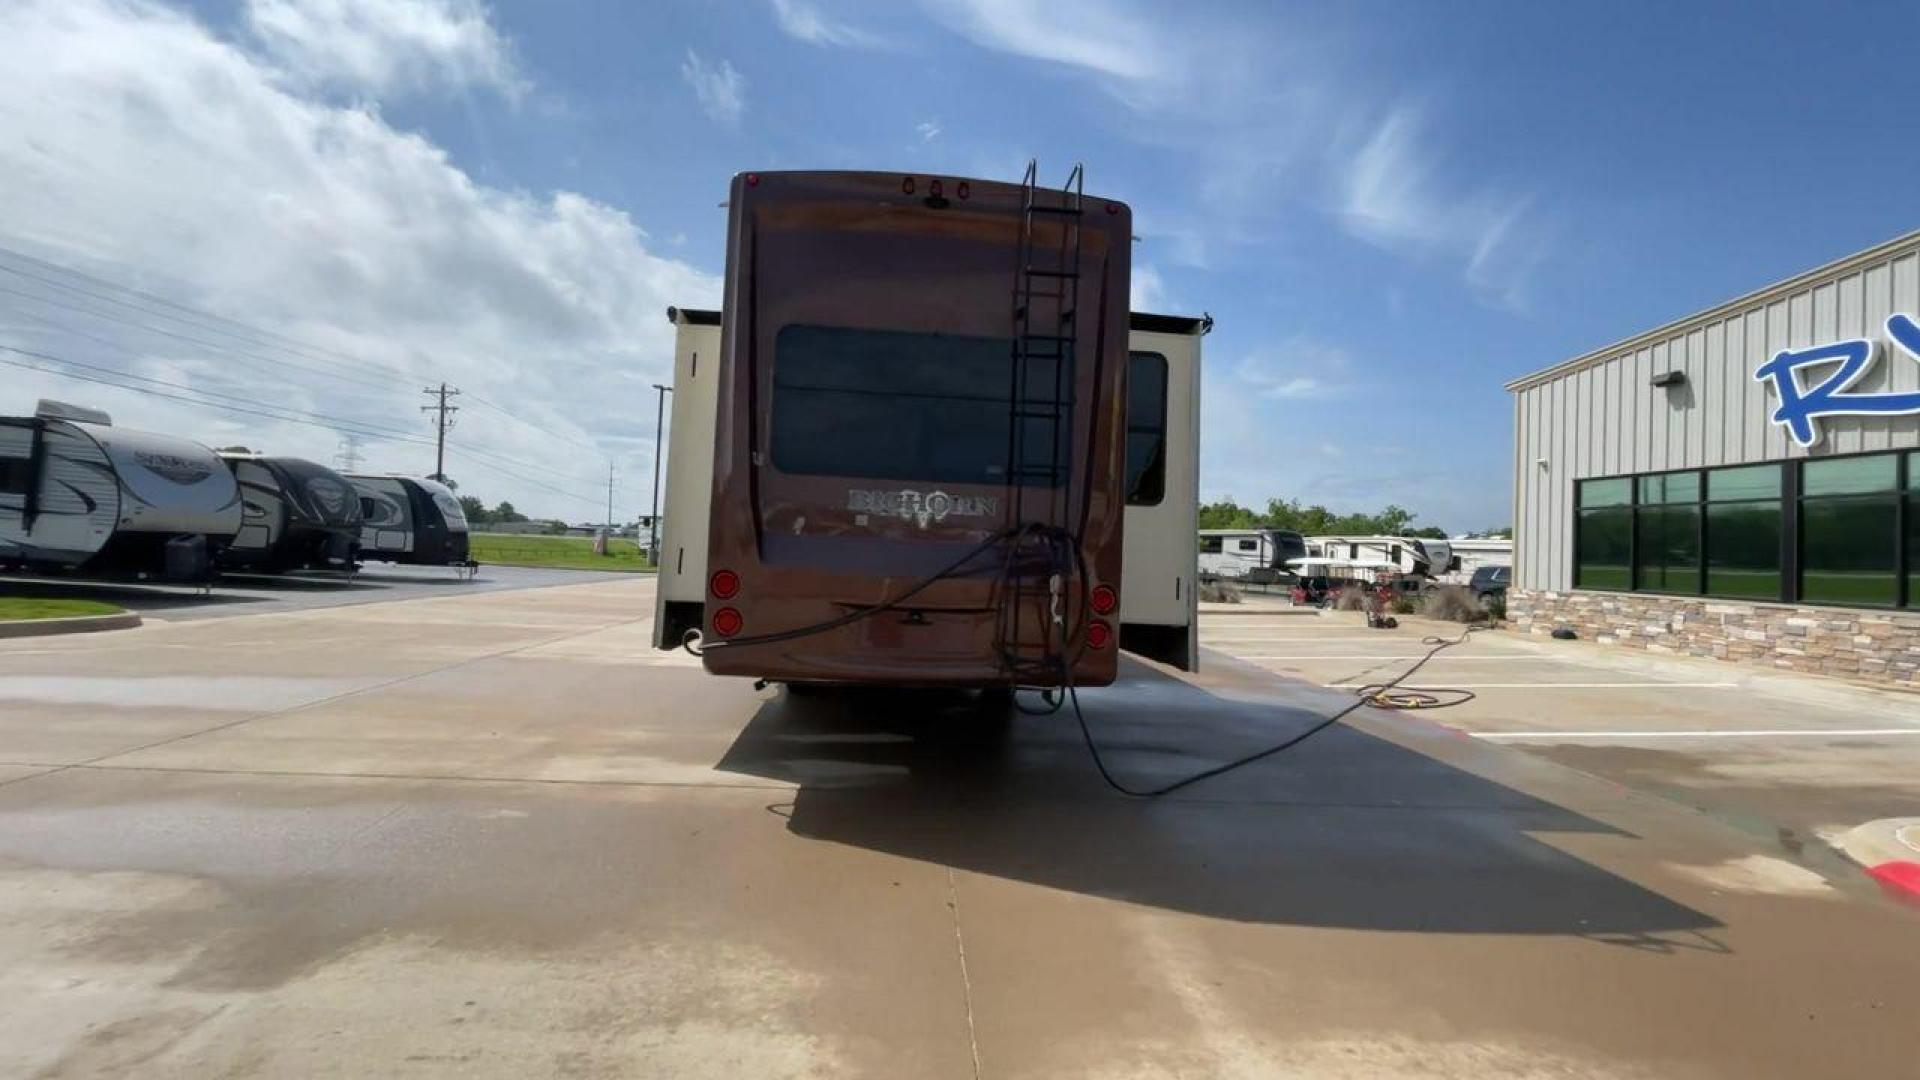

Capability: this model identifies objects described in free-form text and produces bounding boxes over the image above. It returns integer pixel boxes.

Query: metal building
[1507,228,1920,686]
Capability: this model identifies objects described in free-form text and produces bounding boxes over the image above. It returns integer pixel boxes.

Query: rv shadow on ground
[0,576,268,612]
[714,658,1719,939]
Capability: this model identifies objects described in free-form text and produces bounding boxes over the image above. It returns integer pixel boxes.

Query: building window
[1635,472,1700,593]
[1573,452,1911,609]
[1124,352,1167,506]
[1800,453,1900,607]
[1908,451,1919,607]
[1705,464,1782,600]
[1575,477,1632,590]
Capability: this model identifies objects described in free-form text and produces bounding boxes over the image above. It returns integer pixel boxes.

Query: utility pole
[605,461,615,532]
[334,433,364,473]
[649,383,672,566]
[421,383,460,482]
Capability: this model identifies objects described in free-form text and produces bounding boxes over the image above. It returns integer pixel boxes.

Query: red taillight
[902,175,916,194]
[1086,620,1112,650]
[709,569,740,599]
[744,173,760,187]
[712,607,743,637]
[957,181,970,199]
[1090,584,1118,615]
[1105,201,1122,215]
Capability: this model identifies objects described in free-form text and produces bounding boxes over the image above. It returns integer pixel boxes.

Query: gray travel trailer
[217,452,363,574]
[347,474,473,569]
[0,400,241,581]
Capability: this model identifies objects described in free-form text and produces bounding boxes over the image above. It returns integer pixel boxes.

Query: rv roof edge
[34,400,112,426]
[666,307,1202,335]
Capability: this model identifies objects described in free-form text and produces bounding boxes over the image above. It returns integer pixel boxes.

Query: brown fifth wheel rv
[696,168,1132,688]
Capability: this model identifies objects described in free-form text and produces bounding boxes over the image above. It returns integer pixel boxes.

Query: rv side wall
[652,314,722,648]
[1119,326,1202,670]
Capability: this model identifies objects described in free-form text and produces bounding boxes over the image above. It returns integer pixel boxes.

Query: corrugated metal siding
[1512,234,1920,591]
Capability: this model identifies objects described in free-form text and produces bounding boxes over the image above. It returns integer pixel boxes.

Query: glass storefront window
[1579,477,1631,507]
[1639,471,1700,504]
[1576,506,1632,590]
[1708,463,1781,501]
[1635,503,1700,592]
[1803,454,1896,496]
[1801,496,1898,606]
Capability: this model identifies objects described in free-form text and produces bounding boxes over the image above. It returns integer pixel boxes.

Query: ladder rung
[1025,269,1079,279]
[1028,204,1083,216]
[1022,333,1072,343]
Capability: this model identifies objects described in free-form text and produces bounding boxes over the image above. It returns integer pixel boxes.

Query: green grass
[469,533,653,573]
[0,598,125,621]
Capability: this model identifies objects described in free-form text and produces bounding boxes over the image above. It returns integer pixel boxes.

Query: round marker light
[712,607,743,638]
[902,176,916,194]
[957,181,970,200]
[745,173,760,187]
[1090,584,1118,615]
[710,569,740,599]
[1105,202,1122,215]
[1086,620,1112,650]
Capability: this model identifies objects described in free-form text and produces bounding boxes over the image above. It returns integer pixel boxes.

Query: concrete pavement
[0,579,1915,1077]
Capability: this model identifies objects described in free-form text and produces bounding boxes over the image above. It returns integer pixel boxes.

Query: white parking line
[1322,681,1739,689]
[1237,655,1548,661]
[1473,728,1920,740]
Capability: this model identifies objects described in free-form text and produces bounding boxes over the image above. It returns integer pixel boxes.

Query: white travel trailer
[1302,535,1456,579]
[0,400,241,580]
[350,474,473,569]
[1196,528,1307,584]
[651,307,1209,670]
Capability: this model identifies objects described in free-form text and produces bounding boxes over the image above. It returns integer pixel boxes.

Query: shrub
[1484,593,1507,621]
[1333,584,1370,611]
[1390,596,1417,615]
[1199,579,1243,604]
[1420,584,1484,623]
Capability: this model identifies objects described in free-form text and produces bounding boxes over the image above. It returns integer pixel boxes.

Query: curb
[0,610,142,639]
[1197,605,1319,618]
[1834,818,1920,906]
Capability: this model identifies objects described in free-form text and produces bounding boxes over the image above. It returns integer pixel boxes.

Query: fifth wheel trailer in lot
[348,474,473,568]
[0,400,241,581]
[1196,528,1308,584]
[217,452,363,574]
[651,303,1207,671]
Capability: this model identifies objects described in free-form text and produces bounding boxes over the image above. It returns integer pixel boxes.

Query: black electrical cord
[1055,623,1489,798]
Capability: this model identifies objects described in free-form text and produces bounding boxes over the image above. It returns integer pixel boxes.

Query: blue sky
[5,1,1920,529]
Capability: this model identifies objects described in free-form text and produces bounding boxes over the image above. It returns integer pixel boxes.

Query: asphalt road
[0,563,632,622]
[0,579,1914,1077]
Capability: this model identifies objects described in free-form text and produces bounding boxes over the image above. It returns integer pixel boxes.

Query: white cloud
[1337,104,1541,309]
[769,0,887,49]
[1232,339,1351,400]
[0,0,717,521]
[681,49,746,127]
[1129,264,1168,312]
[922,0,1162,85]
[244,0,524,99]
[916,120,942,143]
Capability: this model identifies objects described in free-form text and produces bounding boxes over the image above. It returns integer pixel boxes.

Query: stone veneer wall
[1509,589,1920,688]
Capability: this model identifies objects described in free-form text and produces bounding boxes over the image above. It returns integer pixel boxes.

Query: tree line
[1198,497,1509,540]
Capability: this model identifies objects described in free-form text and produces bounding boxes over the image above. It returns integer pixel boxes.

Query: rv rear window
[770,324,1071,487]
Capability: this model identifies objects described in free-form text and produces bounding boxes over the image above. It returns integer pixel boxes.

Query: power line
[5,344,611,512]
[0,342,434,444]
[0,244,624,459]
[0,242,410,386]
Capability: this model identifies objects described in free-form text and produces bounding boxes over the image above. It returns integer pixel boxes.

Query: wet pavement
[0,563,631,622]
[0,580,1915,1077]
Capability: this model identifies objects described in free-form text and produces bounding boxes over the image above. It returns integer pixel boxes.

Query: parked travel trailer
[1302,535,1456,579]
[653,304,1207,671]
[1196,528,1307,584]
[0,400,240,581]
[650,167,1197,687]
[217,452,362,574]
[349,474,473,569]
